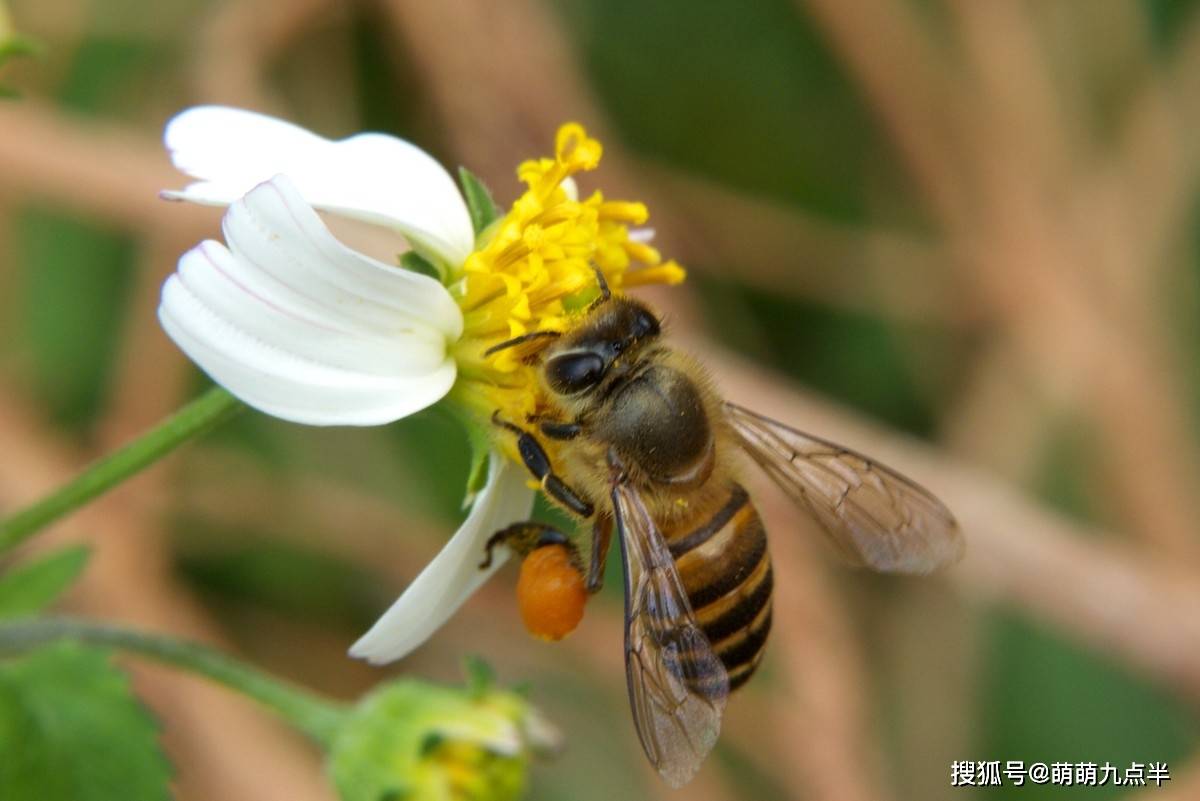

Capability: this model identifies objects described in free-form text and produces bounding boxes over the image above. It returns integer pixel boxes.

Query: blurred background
[1,0,1199,799]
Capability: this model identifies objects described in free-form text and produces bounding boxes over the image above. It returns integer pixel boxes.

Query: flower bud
[329,677,559,801]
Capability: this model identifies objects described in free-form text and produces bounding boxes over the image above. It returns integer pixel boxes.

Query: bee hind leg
[480,522,583,572]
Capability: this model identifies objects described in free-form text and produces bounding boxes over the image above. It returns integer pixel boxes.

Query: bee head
[542,297,662,396]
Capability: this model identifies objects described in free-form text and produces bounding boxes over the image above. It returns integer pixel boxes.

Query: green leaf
[459,167,500,237]
[0,642,172,801]
[463,423,492,509]
[0,546,90,618]
[463,655,496,698]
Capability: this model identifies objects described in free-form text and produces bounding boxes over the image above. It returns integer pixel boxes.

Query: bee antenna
[483,330,561,357]
[592,266,611,303]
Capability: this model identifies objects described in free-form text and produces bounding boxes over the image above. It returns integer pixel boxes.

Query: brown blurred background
[1,0,1199,799]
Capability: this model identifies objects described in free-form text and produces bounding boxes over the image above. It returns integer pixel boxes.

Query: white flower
[159,106,535,663]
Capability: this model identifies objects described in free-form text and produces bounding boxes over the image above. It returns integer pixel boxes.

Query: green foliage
[0,643,171,801]
[979,610,1198,800]
[1142,0,1200,51]
[17,208,135,431]
[176,537,383,627]
[56,37,166,118]
[0,547,89,618]
[347,2,426,139]
[388,406,474,522]
[1032,421,1112,529]
[459,167,501,238]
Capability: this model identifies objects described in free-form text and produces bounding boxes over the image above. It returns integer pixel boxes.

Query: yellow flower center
[447,123,685,466]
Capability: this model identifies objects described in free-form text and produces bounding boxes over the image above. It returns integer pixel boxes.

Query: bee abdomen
[668,484,773,691]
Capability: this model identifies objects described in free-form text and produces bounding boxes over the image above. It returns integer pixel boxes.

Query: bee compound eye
[546,351,606,394]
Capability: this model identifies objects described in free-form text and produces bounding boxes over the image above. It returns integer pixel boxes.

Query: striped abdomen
[667,483,772,690]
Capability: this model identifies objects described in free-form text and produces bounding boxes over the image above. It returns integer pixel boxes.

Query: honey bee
[483,274,963,787]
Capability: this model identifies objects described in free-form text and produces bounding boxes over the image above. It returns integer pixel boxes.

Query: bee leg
[538,420,582,441]
[524,412,582,441]
[480,522,583,572]
[585,515,613,594]
[493,413,595,518]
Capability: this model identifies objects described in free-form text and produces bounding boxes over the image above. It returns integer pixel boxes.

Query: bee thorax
[595,364,713,485]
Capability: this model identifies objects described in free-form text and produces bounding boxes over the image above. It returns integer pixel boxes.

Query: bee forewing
[611,480,729,788]
[725,402,963,575]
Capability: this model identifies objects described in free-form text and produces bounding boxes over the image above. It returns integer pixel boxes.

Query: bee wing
[725,402,963,574]
[611,479,729,788]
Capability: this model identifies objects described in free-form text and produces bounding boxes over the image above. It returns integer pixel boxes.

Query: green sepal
[399,250,442,282]
[0,642,173,801]
[0,545,90,618]
[462,421,492,509]
[459,167,500,238]
[463,655,496,699]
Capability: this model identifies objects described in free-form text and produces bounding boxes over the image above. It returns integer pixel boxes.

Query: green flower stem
[0,616,348,745]
[0,386,244,553]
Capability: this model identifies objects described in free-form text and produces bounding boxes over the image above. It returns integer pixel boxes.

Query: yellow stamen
[599,201,649,224]
[448,123,686,468]
[625,261,687,287]
[623,240,661,266]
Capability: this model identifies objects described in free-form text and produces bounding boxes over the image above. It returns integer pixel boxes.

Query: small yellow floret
[448,123,686,466]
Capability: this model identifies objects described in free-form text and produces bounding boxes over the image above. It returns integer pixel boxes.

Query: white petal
[160,275,456,426]
[222,175,462,340]
[349,452,536,664]
[176,242,447,376]
[433,718,524,758]
[158,178,463,426]
[164,106,475,267]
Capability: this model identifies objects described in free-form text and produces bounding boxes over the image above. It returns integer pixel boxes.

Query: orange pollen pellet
[517,544,587,641]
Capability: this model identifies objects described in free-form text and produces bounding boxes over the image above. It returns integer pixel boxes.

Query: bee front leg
[493,413,594,518]
[537,419,582,441]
